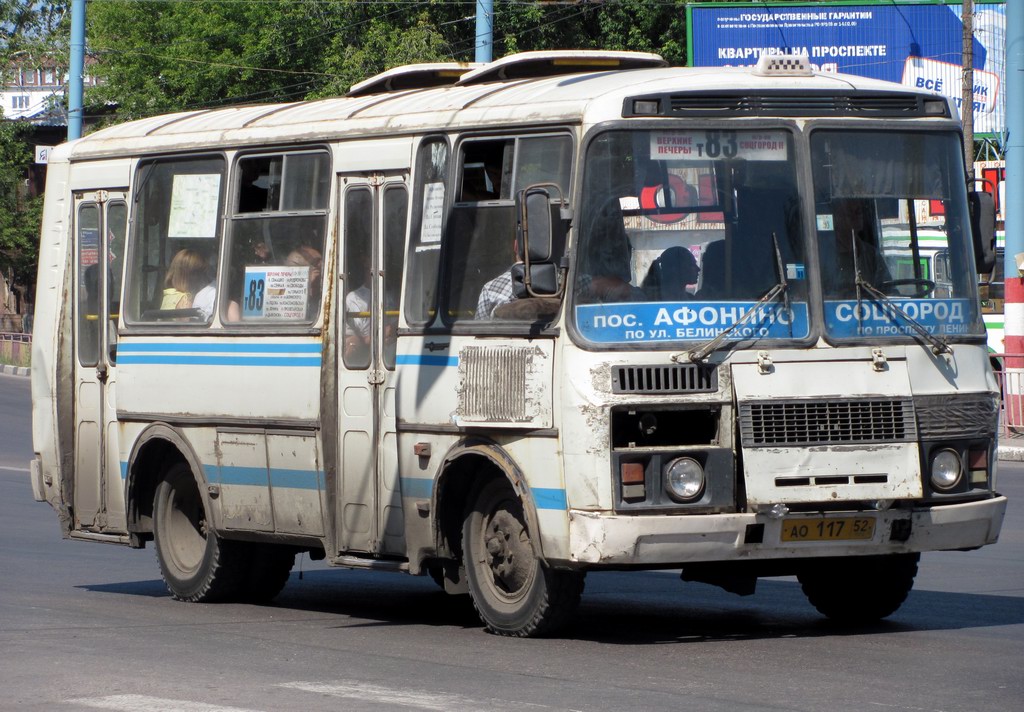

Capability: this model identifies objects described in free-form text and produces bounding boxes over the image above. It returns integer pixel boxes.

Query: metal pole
[1004,0,1023,371]
[68,0,86,140]
[475,0,493,64]
[962,0,974,181]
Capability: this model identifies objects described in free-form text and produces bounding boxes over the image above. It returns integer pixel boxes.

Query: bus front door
[72,191,127,533]
[336,176,409,555]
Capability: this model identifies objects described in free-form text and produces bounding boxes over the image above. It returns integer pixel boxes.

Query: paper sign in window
[241,265,309,320]
[420,182,445,243]
[168,174,221,238]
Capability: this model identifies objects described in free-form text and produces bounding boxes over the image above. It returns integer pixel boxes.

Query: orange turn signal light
[621,462,645,484]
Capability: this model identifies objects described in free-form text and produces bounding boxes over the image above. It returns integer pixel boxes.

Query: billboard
[688,2,1006,135]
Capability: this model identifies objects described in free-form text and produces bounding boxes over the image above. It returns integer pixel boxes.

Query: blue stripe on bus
[400,477,434,499]
[401,479,566,510]
[117,355,321,367]
[118,342,322,354]
[214,465,322,490]
[532,487,568,510]
[395,354,458,367]
[124,463,558,507]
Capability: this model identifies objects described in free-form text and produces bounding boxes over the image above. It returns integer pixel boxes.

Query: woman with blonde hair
[161,249,208,309]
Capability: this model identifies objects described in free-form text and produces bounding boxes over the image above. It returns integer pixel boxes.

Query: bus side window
[405,137,448,326]
[382,185,408,369]
[343,187,373,369]
[224,151,330,324]
[76,203,101,366]
[125,156,225,325]
[105,201,127,361]
[446,133,572,323]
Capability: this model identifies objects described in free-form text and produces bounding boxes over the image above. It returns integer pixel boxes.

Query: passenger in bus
[287,246,323,291]
[475,234,520,320]
[821,198,892,298]
[641,246,700,301]
[476,267,515,320]
[192,281,217,321]
[286,245,324,320]
[576,196,644,303]
[344,283,371,360]
[160,249,209,310]
[341,240,372,360]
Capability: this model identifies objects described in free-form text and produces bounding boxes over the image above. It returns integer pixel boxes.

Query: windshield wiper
[850,230,952,356]
[673,233,789,364]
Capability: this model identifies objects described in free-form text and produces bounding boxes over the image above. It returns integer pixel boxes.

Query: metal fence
[0,331,31,368]
[995,356,1024,438]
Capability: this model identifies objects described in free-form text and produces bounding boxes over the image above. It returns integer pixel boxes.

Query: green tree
[0,117,42,304]
[85,0,696,121]
[2,1,63,310]
[86,0,355,118]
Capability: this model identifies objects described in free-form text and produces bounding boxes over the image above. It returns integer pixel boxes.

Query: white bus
[31,51,1006,637]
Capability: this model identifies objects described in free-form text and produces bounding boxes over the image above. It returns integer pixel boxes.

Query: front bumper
[566,494,1007,566]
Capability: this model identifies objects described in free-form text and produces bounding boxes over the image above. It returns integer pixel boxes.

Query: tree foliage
[85,0,691,121]
[1,1,62,299]
[0,119,42,293]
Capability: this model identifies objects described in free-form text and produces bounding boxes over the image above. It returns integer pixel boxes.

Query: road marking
[278,681,570,712]
[278,681,464,710]
[0,465,30,473]
[67,695,263,712]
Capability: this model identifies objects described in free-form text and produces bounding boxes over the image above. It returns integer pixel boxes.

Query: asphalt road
[1,371,1022,712]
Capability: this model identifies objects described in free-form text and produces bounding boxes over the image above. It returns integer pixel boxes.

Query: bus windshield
[573,127,984,347]
[811,129,983,341]
[574,128,808,346]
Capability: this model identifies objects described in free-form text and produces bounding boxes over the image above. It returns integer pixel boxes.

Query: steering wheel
[879,278,936,298]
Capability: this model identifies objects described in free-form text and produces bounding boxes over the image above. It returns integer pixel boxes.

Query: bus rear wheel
[153,462,246,602]
[462,478,583,637]
[797,553,919,623]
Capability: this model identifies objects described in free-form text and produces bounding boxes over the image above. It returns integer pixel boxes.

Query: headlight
[930,449,962,491]
[664,457,705,502]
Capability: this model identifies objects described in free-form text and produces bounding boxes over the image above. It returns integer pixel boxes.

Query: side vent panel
[456,344,553,428]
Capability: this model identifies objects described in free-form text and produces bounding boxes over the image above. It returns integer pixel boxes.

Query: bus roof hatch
[456,50,667,86]
[347,62,479,97]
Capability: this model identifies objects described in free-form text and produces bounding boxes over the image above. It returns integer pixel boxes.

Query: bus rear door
[72,191,127,532]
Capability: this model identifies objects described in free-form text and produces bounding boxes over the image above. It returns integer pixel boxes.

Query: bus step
[330,555,409,573]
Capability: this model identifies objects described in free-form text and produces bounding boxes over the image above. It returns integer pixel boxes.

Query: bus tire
[241,544,295,603]
[462,478,584,637]
[153,462,246,602]
[797,553,919,623]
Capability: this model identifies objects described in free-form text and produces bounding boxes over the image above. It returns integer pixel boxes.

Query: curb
[998,442,1024,462]
[0,364,29,377]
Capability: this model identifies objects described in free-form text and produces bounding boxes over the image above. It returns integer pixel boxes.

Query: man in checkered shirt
[476,269,516,319]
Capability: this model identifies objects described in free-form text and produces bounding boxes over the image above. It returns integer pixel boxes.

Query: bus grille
[914,393,998,440]
[612,364,717,394]
[739,398,917,447]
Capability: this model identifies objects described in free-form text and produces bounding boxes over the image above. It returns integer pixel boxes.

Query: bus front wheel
[797,553,919,623]
[462,478,584,637]
[153,462,246,602]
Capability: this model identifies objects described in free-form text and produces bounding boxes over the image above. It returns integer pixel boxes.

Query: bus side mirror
[519,186,554,262]
[516,184,568,297]
[969,190,996,274]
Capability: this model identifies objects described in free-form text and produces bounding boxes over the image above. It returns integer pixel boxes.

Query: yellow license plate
[780,517,876,542]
